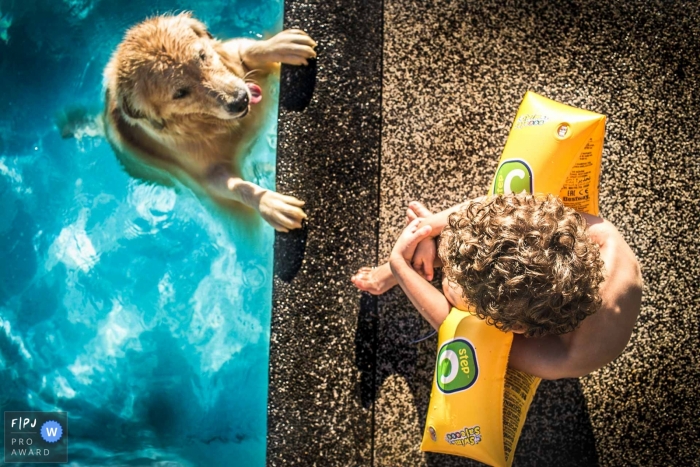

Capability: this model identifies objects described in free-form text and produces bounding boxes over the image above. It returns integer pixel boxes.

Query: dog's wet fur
[101,13,315,231]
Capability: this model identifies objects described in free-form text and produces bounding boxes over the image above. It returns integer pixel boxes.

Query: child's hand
[412,237,437,281]
[390,219,433,265]
[403,201,436,279]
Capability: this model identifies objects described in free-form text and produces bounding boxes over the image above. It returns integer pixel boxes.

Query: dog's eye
[199,50,207,61]
[173,88,191,100]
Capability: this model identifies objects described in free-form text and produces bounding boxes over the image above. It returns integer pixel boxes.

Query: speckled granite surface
[267,0,383,465]
[270,0,700,466]
[376,1,700,466]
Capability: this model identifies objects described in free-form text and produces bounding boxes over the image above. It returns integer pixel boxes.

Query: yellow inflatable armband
[420,92,606,466]
[491,91,606,215]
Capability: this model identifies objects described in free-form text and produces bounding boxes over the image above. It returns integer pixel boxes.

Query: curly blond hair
[438,194,604,337]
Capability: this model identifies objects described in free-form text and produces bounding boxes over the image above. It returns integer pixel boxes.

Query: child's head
[438,194,604,337]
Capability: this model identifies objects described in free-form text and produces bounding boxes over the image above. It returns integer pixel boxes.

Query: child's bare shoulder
[582,214,643,291]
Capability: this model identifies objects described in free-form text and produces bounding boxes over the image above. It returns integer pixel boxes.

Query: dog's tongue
[247,83,262,104]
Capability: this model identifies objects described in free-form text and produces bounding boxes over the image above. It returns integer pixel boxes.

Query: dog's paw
[258,190,307,232]
[257,29,317,66]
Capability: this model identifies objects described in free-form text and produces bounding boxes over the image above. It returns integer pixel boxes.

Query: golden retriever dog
[103,12,316,231]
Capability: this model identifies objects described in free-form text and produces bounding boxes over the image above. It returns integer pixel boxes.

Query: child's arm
[389,219,452,330]
[410,196,487,279]
[352,198,486,295]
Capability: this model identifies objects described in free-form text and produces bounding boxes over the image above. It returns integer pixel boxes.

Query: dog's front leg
[232,29,317,70]
[206,164,306,232]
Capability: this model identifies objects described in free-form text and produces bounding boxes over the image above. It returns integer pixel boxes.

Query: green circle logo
[493,160,533,195]
[436,339,479,394]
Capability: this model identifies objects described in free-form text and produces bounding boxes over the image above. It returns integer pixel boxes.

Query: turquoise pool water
[0,0,282,465]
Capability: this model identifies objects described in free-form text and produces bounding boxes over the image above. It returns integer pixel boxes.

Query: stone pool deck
[269,1,700,465]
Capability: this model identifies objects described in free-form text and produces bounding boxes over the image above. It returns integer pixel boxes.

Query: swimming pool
[0,0,282,464]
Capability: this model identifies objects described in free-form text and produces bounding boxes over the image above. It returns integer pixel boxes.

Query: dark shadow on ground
[279,59,317,112]
[355,293,379,409]
[273,222,309,283]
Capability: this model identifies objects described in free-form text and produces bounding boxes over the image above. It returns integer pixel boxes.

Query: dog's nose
[225,90,249,114]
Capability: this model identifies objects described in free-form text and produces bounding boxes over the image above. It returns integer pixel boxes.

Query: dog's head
[106,12,261,133]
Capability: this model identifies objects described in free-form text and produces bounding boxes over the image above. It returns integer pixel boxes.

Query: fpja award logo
[4,412,68,463]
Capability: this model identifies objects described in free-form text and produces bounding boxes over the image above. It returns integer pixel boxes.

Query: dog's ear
[120,95,144,121]
[147,117,167,131]
[119,96,166,131]
[176,12,212,38]
[189,18,213,39]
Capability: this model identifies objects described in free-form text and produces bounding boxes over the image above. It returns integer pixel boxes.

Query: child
[352,194,643,380]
